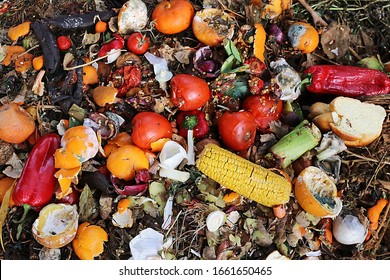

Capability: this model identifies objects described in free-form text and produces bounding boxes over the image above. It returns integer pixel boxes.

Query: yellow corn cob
[196,144,291,207]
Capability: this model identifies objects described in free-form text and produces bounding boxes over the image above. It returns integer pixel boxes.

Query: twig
[16,44,40,58]
[344,150,390,165]
[329,0,389,11]
[296,0,328,27]
[217,0,245,19]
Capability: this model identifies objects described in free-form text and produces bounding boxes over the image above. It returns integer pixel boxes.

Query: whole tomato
[170,74,211,111]
[151,0,194,35]
[131,112,173,150]
[126,32,150,55]
[242,94,283,132]
[218,111,257,151]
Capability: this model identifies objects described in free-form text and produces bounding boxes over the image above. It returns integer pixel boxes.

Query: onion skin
[268,24,285,45]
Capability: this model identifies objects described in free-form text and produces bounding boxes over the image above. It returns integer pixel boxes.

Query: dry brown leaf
[378,180,390,191]
[320,22,350,61]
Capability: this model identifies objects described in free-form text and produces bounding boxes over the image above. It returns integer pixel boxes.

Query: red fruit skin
[242,94,283,132]
[57,36,72,51]
[170,74,211,111]
[218,111,257,151]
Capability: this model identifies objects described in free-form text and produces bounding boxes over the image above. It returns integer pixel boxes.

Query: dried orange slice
[106,144,149,181]
[294,166,342,218]
[32,203,79,249]
[72,222,108,260]
[0,103,36,144]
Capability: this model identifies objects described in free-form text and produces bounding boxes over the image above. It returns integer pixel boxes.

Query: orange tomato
[152,0,194,35]
[131,112,173,150]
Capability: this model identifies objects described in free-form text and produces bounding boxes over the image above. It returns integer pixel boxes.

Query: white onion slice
[206,210,226,232]
[159,141,187,169]
[159,164,190,182]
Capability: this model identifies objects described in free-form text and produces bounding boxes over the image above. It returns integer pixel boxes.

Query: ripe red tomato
[242,94,283,132]
[170,74,211,111]
[218,111,257,151]
[57,35,71,51]
[131,112,173,150]
[126,32,150,55]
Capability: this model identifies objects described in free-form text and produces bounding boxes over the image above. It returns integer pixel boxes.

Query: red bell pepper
[12,133,60,209]
[176,110,209,138]
[303,65,390,97]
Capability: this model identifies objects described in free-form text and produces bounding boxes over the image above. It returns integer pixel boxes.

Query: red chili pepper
[303,65,390,97]
[12,133,60,209]
[98,33,125,57]
[56,35,72,51]
[176,110,209,138]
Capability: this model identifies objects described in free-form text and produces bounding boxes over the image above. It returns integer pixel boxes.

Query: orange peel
[1,46,26,66]
[106,144,149,181]
[0,177,16,206]
[83,65,99,85]
[32,55,44,71]
[254,23,266,63]
[92,86,119,107]
[54,166,82,199]
[294,166,342,218]
[8,21,31,41]
[15,53,33,73]
[72,222,108,260]
[0,103,36,144]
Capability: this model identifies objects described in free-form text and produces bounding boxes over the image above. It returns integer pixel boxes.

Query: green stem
[264,120,322,169]
[14,204,31,240]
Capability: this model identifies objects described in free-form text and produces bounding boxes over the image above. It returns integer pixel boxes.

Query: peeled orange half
[294,166,342,218]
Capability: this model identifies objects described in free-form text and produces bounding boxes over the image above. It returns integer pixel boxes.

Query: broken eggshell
[333,213,369,245]
[206,210,226,232]
[32,203,79,249]
[129,228,164,260]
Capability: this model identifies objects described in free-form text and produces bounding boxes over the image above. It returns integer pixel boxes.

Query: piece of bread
[328,97,387,147]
